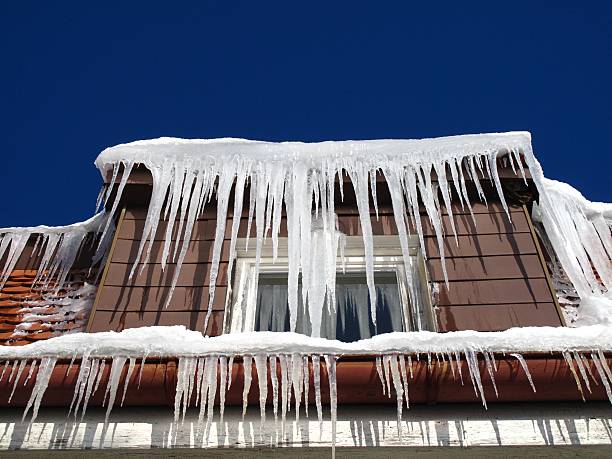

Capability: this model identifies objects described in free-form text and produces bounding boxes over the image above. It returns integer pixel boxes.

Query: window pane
[255,272,405,342]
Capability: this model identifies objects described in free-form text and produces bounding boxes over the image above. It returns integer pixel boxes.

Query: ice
[510,353,536,393]
[591,352,612,403]
[0,361,9,383]
[302,355,310,417]
[81,358,102,419]
[22,357,56,422]
[483,351,498,398]
[291,353,303,420]
[8,359,27,403]
[597,349,612,382]
[242,355,253,417]
[375,356,386,395]
[464,349,487,408]
[573,352,593,393]
[94,133,535,335]
[218,356,228,423]
[279,354,289,431]
[324,355,337,459]
[534,179,612,299]
[254,354,268,423]
[69,354,92,418]
[205,356,218,433]
[3,325,612,454]
[103,356,127,427]
[382,354,392,397]
[24,359,37,385]
[0,212,112,292]
[388,355,404,438]
[312,354,323,424]
[176,356,202,423]
[563,351,585,400]
[269,355,279,422]
[399,355,410,408]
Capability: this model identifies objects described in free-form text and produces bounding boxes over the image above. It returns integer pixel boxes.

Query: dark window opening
[254,272,405,342]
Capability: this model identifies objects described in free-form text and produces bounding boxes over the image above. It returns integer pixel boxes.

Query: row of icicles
[1,350,611,454]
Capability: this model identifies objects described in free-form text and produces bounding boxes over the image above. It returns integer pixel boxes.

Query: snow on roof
[95,131,533,172]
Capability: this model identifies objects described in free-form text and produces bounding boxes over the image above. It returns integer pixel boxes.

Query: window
[225,235,434,341]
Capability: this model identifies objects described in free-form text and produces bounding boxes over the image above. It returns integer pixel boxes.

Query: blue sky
[1,1,610,226]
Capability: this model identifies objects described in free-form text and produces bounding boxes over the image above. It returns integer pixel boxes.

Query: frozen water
[0,212,112,291]
[94,133,531,335]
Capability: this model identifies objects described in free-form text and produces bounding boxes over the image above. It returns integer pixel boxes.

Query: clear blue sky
[1,1,610,227]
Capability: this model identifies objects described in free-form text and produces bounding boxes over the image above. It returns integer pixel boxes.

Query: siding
[89,191,562,334]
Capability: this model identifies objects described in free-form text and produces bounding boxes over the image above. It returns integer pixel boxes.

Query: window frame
[223,235,436,335]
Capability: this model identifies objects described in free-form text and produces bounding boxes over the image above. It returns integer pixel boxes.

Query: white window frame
[224,235,435,335]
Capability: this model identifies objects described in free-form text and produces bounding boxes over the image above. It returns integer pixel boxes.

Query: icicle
[324,355,337,459]
[562,351,585,401]
[219,356,228,424]
[120,358,136,407]
[312,355,323,424]
[447,351,456,380]
[279,354,289,431]
[398,355,410,409]
[375,356,386,395]
[227,355,234,389]
[303,356,310,417]
[254,354,268,423]
[196,356,213,431]
[580,353,599,385]
[205,165,237,331]
[8,360,27,403]
[69,355,93,417]
[483,351,498,398]
[572,352,592,393]
[103,356,127,427]
[291,353,303,420]
[591,352,612,403]
[0,360,9,383]
[596,350,612,383]
[370,170,379,220]
[242,355,253,417]
[346,165,377,325]
[388,355,404,440]
[22,357,57,423]
[382,355,392,398]
[407,355,414,380]
[174,357,189,423]
[80,358,101,420]
[205,356,218,432]
[454,351,464,385]
[24,360,37,385]
[269,355,279,422]
[465,350,487,408]
[7,360,18,383]
[184,358,197,414]
[194,357,205,408]
[510,353,536,393]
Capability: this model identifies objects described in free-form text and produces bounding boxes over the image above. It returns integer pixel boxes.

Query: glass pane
[255,272,405,342]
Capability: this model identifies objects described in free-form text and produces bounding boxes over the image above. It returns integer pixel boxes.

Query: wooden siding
[90,188,562,333]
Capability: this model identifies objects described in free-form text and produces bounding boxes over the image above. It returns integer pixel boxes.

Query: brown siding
[89,188,562,334]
